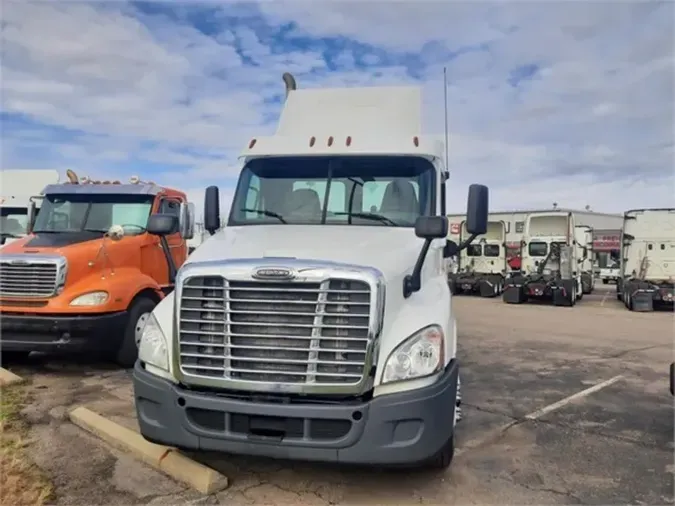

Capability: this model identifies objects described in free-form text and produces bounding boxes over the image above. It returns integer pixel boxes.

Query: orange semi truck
[0,172,194,367]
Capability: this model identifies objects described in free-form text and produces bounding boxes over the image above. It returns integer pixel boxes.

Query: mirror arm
[403,239,432,298]
[159,236,177,284]
[456,233,478,252]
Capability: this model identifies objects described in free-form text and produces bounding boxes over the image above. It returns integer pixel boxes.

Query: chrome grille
[178,276,372,385]
[0,261,58,297]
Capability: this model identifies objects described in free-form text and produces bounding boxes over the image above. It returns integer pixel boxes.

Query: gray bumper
[133,360,459,466]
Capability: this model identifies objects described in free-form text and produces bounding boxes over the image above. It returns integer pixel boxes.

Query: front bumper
[0,311,127,353]
[133,359,459,466]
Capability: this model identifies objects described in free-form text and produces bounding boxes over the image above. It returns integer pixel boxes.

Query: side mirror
[178,202,195,240]
[27,200,37,234]
[465,184,488,235]
[204,186,220,236]
[147,214,178,236]
[414,216,448,239]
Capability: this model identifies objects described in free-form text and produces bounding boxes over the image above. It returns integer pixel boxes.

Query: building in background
[446,208,623,268]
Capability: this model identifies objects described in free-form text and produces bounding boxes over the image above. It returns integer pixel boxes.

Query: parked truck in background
[0,172,195,367]
[575,225,594,295]
[599,263,620,285]
[448,220,506,297]
[617,208,675,312]
[133,72,489,470]
[0,169,60,246]
[503,211,582,306]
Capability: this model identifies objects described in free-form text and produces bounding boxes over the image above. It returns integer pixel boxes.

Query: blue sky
[1,1,673,217]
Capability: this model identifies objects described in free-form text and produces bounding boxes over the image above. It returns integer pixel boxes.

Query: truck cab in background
[617,208,675,312]
[0,169,60,246]
[503,211,582,306]
[574,225,594,295]
[133,73,488,469]
[0,172,195,367]
[449,220,507,297]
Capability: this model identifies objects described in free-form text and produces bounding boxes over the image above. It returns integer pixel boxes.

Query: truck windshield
[484,244,500,257]
[0,207,29,237]
[33,194,154,235]
[228,156,436,227]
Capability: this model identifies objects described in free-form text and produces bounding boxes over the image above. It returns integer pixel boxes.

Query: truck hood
[186,225,424,280]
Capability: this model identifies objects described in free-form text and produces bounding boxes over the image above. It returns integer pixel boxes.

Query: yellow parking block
[69,407,228,494]
[0,367,24,386]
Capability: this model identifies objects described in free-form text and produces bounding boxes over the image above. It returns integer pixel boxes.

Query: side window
[467,244,482,256]
[515,221,525,234]
[158,199,180,234]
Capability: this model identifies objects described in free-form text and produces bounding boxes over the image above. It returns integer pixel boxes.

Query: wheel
[570,285,577,306]
[1,351,31,364]
[116,297,157,368]
[602,279,608,285]
[425,435,455,469]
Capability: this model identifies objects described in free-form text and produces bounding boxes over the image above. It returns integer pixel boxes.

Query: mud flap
[503,284,525,304]
[670,363,674,396]
[449,280,458,295]
[479,279,496,297]
[630,292,654,312]
[553,280,575,307]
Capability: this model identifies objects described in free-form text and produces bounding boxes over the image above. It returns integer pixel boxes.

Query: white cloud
[0,0,673,220]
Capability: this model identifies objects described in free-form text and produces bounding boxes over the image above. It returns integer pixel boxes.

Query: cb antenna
[443,67,449,173]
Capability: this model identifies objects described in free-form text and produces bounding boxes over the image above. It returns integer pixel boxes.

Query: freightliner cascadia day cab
[0,169,60,247]
[574,225,595,295]
[448,220,507,297]
[0,171,195,367]
[133,73,489,469]
[503,211,582,306]
[617,208,675,312]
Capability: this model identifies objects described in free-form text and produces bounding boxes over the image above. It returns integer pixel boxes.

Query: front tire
[116,297,156,368]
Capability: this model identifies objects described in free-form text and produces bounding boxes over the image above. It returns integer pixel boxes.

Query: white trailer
[574,225,594,294]
[448,220,507,297]
[0,169,59,246]
[503,211,582,306]
[132,72,490,469]
[617,208,675,311]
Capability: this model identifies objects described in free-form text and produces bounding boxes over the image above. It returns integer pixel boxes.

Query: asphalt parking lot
[5,282,674,505]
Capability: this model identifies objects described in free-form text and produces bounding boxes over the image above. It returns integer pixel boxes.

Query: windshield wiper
[0,232,22,238]
[83,228,109,233]
[241,209,287,223]
[333,212,400,226]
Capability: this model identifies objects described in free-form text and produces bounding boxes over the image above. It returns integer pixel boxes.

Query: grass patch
[1,383,54,505]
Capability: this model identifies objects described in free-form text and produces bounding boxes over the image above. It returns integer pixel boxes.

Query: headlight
[382,325,444,384]
[138,313,169,371]
[70,291,109,306]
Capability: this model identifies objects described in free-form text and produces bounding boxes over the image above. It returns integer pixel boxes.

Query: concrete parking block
[69,406,229,494]
[0,367,24,386]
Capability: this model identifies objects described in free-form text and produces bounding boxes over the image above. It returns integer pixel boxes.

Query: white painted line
[524,375,624,420]
[456,375,624,456]
[600,290,609,307]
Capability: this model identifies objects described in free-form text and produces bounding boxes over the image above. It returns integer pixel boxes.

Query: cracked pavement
[6,282,674,505]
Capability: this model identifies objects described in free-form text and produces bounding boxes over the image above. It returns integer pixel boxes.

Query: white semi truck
[0,169,59,246]
[503,211,582,306]
[132,73,489,469]
[574,225,595,295]
[448,220,506,297]
[617,208,675,312]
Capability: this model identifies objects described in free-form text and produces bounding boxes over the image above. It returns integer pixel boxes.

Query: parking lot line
[456,375,624,456]
[524,374,624,420]
[600,290,610,306]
